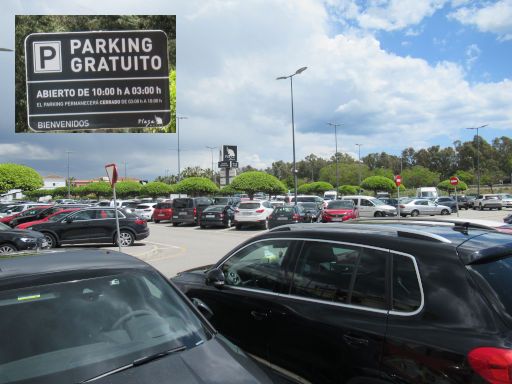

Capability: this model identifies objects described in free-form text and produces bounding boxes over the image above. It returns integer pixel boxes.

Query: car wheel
[235,224,242,230]
[172,222,179,227]
[154,220,160,223]
[117,231,134,247]
[411,210,419,217]
[43,233,57,249]
[441,209,449,215]
[374,211,383,217]
[0,243,17,254]
[225,219,232,228]
[261,219,269,230]
[498,207,503,210]
[200,225,206,229]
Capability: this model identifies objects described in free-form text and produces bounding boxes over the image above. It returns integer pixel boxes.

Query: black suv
[27,208,149,248]
[171,197,213,226]
[173,220,512,384]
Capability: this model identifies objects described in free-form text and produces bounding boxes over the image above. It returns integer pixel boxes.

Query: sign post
[395,175,401,219]
[25,30,170,131]
[450,176,459,217]
[105,163,121,252]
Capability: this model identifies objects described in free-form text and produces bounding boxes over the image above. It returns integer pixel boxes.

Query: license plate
[242,212,252,215]
[179,212,187,216]
[173,216,179,219]
[277,217,288,220]
[158,214,165,217]
[331,218,342,222]
[206,215,215,218]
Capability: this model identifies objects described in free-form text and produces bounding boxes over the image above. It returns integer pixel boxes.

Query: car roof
[0,249,149,282]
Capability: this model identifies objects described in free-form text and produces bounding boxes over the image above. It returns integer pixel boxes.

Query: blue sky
[0,0,511,180]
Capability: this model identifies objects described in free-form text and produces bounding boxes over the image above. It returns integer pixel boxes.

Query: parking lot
[108,207,511,278]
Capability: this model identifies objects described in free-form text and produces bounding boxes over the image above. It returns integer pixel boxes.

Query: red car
[152,201,173,223]
[321,200,358,222]
[15,208,80,229]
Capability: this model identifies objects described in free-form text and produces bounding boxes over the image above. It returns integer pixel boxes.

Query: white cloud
[449,0,512,41]
[0,143,56,160]
[465,43,481,69]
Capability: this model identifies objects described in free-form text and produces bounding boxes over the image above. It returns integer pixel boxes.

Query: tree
[176,177,218,196]
[437,179,468,195]
[218,184,237,196]
[23,189,52,200]
[81,182,112,199]
[0,163,43,194]
[180,166,212,179]
[338,185,359,195]
[140,182,172,198]
[230,172,287,200]
[298,182,333,195]
[360,176,396,195]
[114,181,141,198]
[402,166,440,189]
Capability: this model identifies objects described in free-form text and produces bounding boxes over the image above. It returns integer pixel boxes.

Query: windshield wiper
[80,345,186,382]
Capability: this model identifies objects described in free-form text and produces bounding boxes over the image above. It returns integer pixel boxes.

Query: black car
[27,208,149,248]
[173,220,512,384]
[0,249,273,383]
[297,202,322,222]
[435,196,459,213]
[0,222,47,254]
[199,205,236,229]
[268,205,313,229]
[171,197,213,226]
[505,213,512,224]
[454,195,470,210]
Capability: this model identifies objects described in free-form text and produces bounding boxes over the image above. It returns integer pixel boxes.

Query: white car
[133,203,157,221]
[234,200,274,230]
[498,193,512,208]
[0,203,49,218]
[399,198,451,217]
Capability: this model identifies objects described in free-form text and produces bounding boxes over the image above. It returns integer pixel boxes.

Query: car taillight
[399,205,405,208]
[193,208,197,217]
[135,219,146,225]
[468,347,512,384]
[292,214,300,220]
[255,209,265,213]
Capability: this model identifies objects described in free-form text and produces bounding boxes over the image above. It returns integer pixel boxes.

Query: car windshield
[0,269,209,384]
[298,202,318,209]
[294,197,317,202]
[327,200,353,209]
[173,199,193,209]
[213,198,230,205]
[0,222,11,231]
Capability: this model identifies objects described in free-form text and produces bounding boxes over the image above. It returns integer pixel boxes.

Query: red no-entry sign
[395,175,402,187]
[450,176,459,186]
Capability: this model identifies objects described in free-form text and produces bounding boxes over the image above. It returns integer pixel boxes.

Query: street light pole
[277,67,307,205]
[65,150,73,199]
[466,124,488,196]
[206,146,217,183]
[327,122,342,193]
[176,116,188,183]
[355,143,362,187]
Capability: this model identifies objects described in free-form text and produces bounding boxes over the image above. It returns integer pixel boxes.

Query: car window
[173,199,193,209]
[239,202,261,210]
[69,210,97,221]
[221,239,292,292]
[392,254,422,313]
[371,198,384,206]
[98,210,117,219]
[292,242,388,310]
[360,199,373,207]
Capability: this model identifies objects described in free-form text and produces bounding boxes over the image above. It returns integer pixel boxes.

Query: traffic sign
[395,175,402,187]
[105,163,118,187]
[450,176,459,186]
[25,30,171,131]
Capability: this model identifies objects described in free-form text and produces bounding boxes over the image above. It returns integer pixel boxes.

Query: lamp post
[277,67,307,205]
[355,143,362,188]
[327,122,342,193]
[465,124,488,196]
[176,116,188,182]
[122,160,127,180]
[206,146,217,183]
[65,150,73,199]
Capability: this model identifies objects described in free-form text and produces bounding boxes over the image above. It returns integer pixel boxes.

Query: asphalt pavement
[104,207,511,278]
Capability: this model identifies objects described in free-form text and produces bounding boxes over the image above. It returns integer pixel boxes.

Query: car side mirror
[192,298,214,320]
[205,268,225,289]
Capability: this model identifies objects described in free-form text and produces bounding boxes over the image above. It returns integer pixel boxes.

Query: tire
[498,207,503,210]
[200,225,206,229]
[43,233,57,249]
[374,211,383,217]
[410,210,419,217]
[0,243,17,254]
[172,222,179,227]
[400,214,407,217]
[441,209,449,215]
[225,218,232,228]
[261,219,269,230]
[117,230,134,247]
[154,220,160,224]
[235,224,242,230]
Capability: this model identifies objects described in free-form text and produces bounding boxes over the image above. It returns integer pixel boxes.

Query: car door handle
[250,310,269,321]
[343,334,369,346]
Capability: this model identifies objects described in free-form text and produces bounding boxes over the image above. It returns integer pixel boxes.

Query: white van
[416,187,439,200]
[341,195,397,217]
[323,190,337,200]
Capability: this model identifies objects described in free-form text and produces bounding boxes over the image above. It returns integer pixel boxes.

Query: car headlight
[19,237,37,243]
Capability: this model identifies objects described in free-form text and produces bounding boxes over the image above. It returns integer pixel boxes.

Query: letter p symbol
[33,41,61,73]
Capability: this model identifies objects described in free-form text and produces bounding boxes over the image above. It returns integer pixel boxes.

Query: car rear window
[204,206,224,212]
[239,202,261,210]
[274,207,294,214]
[155,203,172,209]
[327,200,354,209]
[173,199,193,209]
[471,257,512,321]
[213,198,229,205]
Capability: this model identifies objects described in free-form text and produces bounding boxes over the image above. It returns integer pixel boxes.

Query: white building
[42,175,66,190]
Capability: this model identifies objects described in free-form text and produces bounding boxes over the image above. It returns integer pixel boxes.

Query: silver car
[399,198,451,217]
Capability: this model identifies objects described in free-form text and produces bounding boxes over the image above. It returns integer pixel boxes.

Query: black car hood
[0,228,44,238]
[92,336,271,384]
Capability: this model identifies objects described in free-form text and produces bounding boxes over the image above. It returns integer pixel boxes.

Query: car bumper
[135,228,150,240]
[234,214,268,223]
